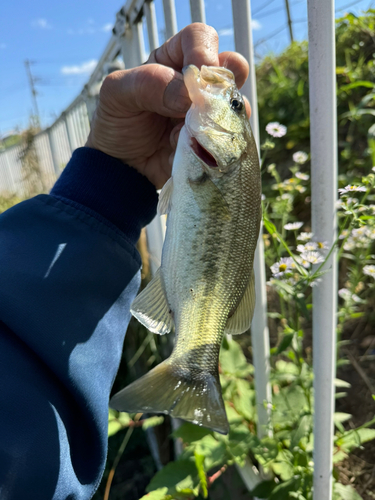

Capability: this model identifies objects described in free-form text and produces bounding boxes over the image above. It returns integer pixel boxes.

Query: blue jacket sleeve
[0,148,158,500]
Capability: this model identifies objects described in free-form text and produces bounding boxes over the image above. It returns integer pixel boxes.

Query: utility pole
[24,59,40,127]
[284,0,294,43]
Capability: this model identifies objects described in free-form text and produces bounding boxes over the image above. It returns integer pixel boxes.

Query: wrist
[50,148,158,244]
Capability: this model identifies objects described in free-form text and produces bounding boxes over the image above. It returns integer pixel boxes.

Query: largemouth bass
[110,65,261,435]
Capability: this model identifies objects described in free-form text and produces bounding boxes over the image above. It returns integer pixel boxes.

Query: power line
[254,24,288,47]
[253,0,277,16]
[24,60,40,126]
[284,0,294,42]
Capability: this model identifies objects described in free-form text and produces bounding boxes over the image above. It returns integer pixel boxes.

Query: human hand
[85,23,250,189]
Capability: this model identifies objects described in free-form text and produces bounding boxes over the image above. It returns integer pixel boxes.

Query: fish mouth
[190,137,218,168]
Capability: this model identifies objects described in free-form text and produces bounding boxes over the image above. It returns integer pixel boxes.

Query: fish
[110,64,262,435]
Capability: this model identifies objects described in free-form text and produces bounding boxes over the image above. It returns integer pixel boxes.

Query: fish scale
[110,65,261,434]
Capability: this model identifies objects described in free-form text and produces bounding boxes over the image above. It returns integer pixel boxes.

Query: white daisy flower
[295,255,311,268]
[293,151,308,164]
[338,185,367,196]
[346,197,359,205]
[284,221,304,231]
[270,257,293,278]
[335,200,345,210]
[297,242,318,253]
[343,238,356,251]
[339,229,349,240]
[352,226,370,238]
[297,232,313,241]
[372,166,375,172]
[316,241,329,250]
[295,172,310,181]
[338,288,361,303]
[363,265,375,279]
[300,251,324,264]
[266,122,287,138]
[296,185,307,193]
[281,193,293,201]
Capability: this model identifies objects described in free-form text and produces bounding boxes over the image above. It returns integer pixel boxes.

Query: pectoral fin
[130,268,174,335]
[157,177,173,215]
[225,271,256,335]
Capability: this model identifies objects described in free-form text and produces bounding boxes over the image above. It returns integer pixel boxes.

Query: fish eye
[230,96,243,112]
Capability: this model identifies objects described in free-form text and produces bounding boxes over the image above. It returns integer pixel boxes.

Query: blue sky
[0,0,373,135]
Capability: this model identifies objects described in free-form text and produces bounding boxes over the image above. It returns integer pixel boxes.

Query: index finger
[147,23,220,70]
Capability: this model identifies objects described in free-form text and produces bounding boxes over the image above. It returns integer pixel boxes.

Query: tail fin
[110,360,229,435]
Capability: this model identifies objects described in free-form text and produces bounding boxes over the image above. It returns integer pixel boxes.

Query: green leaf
[334,378,351,388]
[339,80,375,92]
[271,460,294,481]
[146,460,199,498]
[108,409,131,437]
[142,416,164,430]
[220,339,253,377]
[251,479,277,497]
[290,415,311,449]
[269,476,302,500]
[224,424,259,466]
[334,412,352,424]
[276,333,295,355]
[253,437,279,465]
[172,423,213,443]
[333,482,363,500]
[263,216,277,236]
[194,452,208,498]
[139,488,169,500]
[194,435,228,470]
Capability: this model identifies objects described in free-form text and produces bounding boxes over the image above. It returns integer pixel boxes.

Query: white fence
[0,1,337,499]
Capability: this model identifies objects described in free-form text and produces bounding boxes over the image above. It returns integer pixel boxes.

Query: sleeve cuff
[50,147,158,245]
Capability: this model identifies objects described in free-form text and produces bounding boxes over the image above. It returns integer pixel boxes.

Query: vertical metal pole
[47,128,60,178]
[121,22,146,69]
[189,0,206,23]
[231,0,272,438]
[308,1,337,499]
[231,0,272,495]
[62,113,74,155]
[144,0,160,52]
[162,0,178,39]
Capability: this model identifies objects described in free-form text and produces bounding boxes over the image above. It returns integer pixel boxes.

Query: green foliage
[257,9,375,178]
[107,10,375,500]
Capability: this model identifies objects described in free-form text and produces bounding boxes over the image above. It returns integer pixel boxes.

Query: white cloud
[252,19,262,30]
[0,43,6,49]
[218,20,261,37]
[101,23,113,32]
[61,59,98,75]
[218,27,233,37]
[32,18,52,29]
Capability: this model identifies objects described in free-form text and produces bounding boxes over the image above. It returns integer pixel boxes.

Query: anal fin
[131,268,174,335]
[225,270,256,335]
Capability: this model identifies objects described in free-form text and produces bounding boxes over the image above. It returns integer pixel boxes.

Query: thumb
[100,64,191,118]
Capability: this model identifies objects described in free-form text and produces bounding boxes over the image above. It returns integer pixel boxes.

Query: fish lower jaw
[189,135,219,169]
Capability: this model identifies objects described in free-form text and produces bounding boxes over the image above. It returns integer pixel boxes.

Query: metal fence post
[47,128,60,178]
[232,0,272,438]
[189,0,206,24]
[307,1,338,499]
